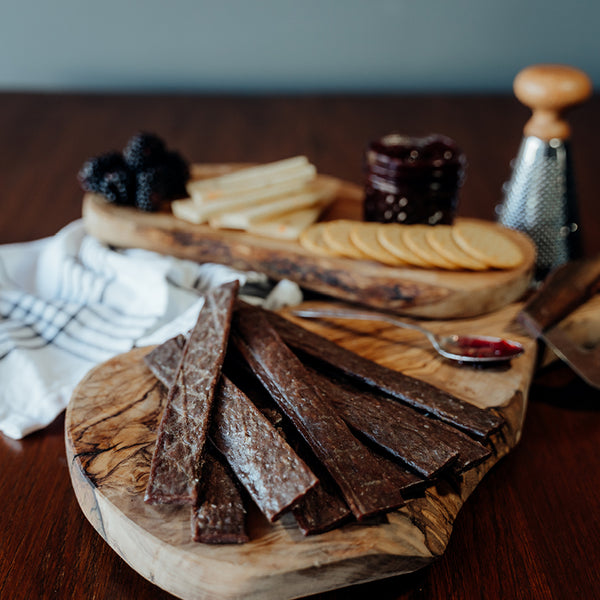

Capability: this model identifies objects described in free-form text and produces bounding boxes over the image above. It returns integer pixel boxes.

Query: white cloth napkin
[0,220,303,439]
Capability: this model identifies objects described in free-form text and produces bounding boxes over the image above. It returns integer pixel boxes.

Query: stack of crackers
[299,219,524,271]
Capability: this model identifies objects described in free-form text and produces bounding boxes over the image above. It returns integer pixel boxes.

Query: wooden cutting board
[81,166,535,319]
[65,301,539,600]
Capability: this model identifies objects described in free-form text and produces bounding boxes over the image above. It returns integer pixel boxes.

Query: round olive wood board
[81,165,535,319]
[65,301,537,600]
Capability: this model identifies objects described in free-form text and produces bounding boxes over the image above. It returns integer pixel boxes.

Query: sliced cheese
[190,164,316,206]
[186,156,311,198]
[174,179,310,224]
[210,180,336,230]
[247,206,324,240]
[171,197,206,224]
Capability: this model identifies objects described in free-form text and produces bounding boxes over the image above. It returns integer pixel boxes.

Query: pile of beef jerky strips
[143,280,504,544]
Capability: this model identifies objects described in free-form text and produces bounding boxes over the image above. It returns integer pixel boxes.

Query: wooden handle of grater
[514,64,592,141]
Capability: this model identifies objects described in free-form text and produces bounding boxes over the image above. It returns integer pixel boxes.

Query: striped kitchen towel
[0,220,302,439]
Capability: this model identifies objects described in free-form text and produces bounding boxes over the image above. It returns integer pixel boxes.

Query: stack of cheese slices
[172,156,339,240]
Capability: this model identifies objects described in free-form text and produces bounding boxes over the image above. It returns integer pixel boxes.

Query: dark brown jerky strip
[292,480,353,536]
[309,368,459,477]
[418,415,492,473]
[144,334,186,384]
[222,358,353,535]
[312,368,490,474]
[192,446,249,544]
[145,335,186,388]
[232,306,409,520]
[264,308,504,439]
[211,376,318,522]
[145,280,239,505]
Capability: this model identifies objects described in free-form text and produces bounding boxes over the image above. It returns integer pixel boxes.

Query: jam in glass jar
[363,133,467,225]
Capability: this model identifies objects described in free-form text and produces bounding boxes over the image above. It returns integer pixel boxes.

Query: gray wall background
[1,0,597,94]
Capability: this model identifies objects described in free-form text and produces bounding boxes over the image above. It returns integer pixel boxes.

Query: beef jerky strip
[263,308,504,439]
[145,342,319,521]
[421,413,492,473]
[192,445,249,544]
[292,439,420,535]
[144,333,186,384]
[222,358,353,535]
[308,368,459,477]
[291,471,353,536]
[144,352,246,542]
[310,368,490,474]
[211,376,318,522]
[145,280,239,505]
[232,306,410,521]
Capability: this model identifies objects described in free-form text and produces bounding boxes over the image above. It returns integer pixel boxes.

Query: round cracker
[452,221,523,269]
[350,223,407,266]
[425,225,488,271]
[322,220,370,259]
[377,224,435,268]
[299,222,342,257]
[402,225,461,270]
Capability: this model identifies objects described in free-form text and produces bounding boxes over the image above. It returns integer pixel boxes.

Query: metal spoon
[291,307,524,364]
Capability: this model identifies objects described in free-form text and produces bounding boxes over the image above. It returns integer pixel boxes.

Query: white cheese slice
[190,165,316,207]
[247,207,325,240]
[210,180,337,230]
[186,156,312,199]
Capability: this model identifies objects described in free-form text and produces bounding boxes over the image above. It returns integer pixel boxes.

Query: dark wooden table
[1,92,599,600]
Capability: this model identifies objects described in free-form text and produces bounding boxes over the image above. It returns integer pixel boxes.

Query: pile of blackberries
[78,133,190,211]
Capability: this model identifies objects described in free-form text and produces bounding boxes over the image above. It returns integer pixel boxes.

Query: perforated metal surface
[497,136,581,276]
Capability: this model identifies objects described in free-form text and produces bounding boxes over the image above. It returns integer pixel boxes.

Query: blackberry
[135,168,167,211]
[78,152,135,205]
[98,168,136,205]
[123,132,167,171]
[79,134,190,210]
[161,150,190,199]
[78,151,127,193]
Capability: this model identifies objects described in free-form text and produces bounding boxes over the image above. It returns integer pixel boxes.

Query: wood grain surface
[65,302,536,600]
[82,173,535,319]
[1,92,600,600]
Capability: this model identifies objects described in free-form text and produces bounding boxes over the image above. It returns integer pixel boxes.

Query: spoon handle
[290,308,439,346]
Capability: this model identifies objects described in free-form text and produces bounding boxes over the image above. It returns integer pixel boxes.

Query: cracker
[402,225,461,270]
[322,220,371,259]
[425,225,488,271]
[349,223,407,266]
[299,223,342,257]
[452,220,523,269]
[377,225,435,268]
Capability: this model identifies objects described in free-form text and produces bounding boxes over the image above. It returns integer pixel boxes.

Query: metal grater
[498,135,581,278]
[496,64,592,280]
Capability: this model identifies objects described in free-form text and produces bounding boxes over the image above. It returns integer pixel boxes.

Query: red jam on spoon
[443,335,525,360]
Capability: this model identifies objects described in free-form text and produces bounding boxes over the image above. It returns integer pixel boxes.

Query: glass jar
[363,133,467,225]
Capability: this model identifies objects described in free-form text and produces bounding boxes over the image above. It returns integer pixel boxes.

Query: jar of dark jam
[363,133,467,225]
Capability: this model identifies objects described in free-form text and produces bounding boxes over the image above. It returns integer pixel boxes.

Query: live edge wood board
[65,301,537,600]
[81,166,535,319]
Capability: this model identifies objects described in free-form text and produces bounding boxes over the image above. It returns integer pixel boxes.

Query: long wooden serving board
[82,166,535,319]
[65,301,538,600]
